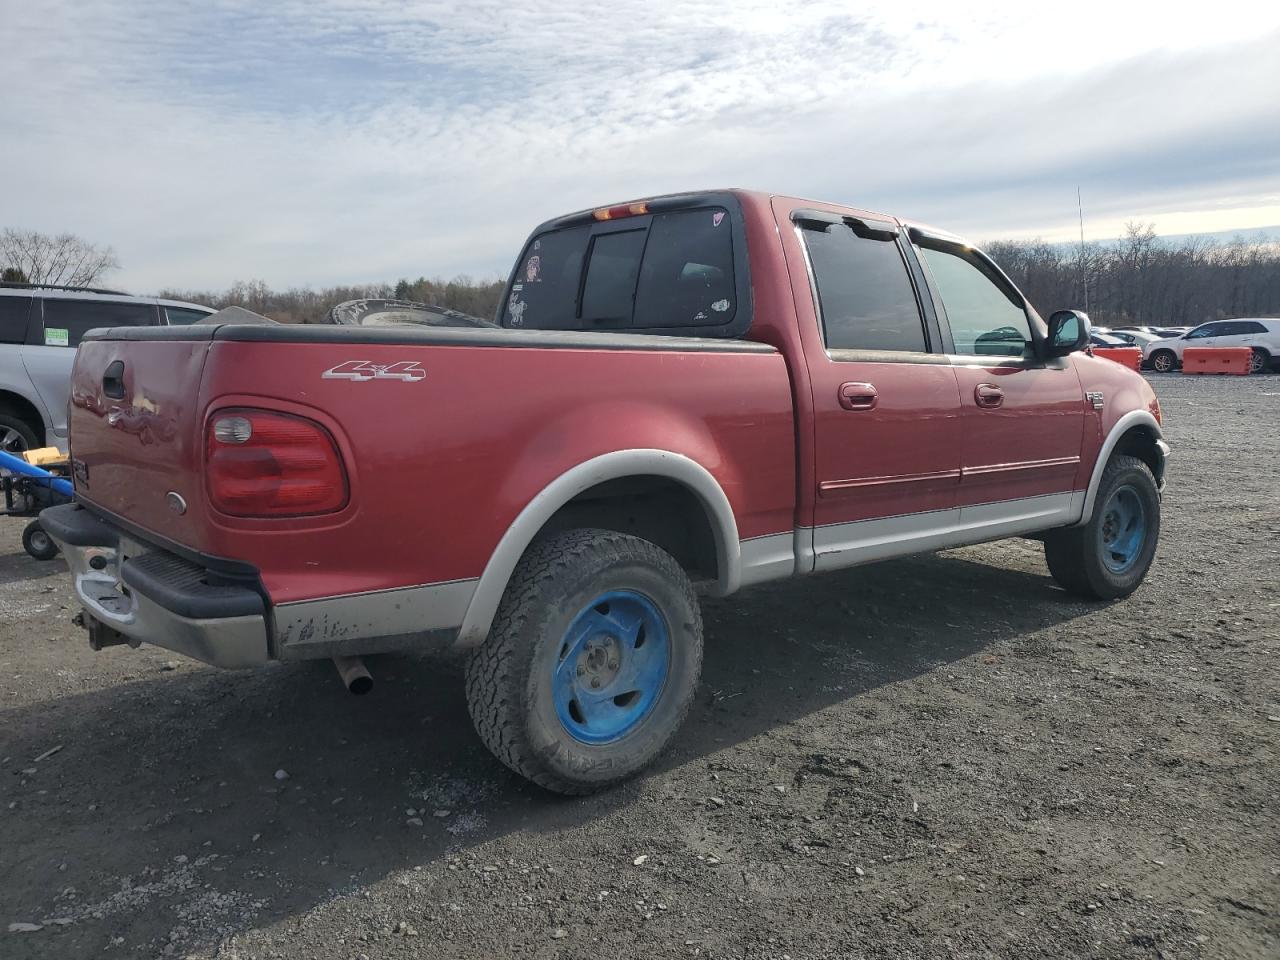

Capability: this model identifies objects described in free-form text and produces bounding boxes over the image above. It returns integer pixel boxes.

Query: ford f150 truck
[42,190,1169,794]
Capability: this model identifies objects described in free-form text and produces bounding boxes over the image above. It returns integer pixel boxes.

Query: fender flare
[454,449,741,648]
[1075,410,1164,525]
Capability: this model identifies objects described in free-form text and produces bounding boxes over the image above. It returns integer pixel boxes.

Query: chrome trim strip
[961,456,1080,478]
[820,469,961,493]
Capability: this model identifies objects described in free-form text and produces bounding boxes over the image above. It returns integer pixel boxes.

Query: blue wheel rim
[552,589,671,745]
[1099,484,1146,574]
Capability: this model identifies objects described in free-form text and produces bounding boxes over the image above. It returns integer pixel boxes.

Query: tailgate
[69,330,215,551]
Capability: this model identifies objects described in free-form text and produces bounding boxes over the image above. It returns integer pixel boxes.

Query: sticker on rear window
[712,211,725,227]
[44,327,69,347]
[525,256,541,282]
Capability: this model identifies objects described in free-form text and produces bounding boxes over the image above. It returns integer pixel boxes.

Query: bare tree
[0,229,120,287]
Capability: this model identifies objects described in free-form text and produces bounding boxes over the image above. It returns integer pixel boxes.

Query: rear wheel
[1149,350,1177,373]
[465,528,703,794]
[1044,455,1160,600]
[22,521,58,561]
[0,413,39,454]
[1248,348,1269,374]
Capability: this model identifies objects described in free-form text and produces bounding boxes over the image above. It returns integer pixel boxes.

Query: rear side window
[800,224,926,352]
[164,306,210,325]
[41,299,157,348]
[502,206,739,333]
[0,296,32,344]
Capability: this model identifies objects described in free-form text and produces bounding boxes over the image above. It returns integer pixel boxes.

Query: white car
[1142,318,1280,374]
[1097,328,1164,349]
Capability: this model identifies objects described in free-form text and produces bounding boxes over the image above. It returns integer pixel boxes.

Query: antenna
[1077,186,1089,314]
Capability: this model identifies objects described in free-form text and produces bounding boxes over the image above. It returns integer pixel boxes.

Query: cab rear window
[502,206,740,334]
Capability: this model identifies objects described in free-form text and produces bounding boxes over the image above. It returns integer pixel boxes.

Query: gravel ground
[1,372,1277,960]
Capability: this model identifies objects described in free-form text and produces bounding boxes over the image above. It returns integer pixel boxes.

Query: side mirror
[1045,309,1090,358]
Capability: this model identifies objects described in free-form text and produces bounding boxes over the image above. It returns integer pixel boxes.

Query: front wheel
[465,529,703,794]
[1149,350,1177,373]
[1044,455,1160,600]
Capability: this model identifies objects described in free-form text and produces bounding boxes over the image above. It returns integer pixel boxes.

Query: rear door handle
[839,381,878,410]
[974,383,1004,408]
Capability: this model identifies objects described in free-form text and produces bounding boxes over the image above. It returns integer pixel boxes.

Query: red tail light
[206,408,348,517]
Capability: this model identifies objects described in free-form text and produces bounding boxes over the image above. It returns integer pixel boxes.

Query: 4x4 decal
[322,360,427,382]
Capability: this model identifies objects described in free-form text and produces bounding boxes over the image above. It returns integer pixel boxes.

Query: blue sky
[2,1,1279,293]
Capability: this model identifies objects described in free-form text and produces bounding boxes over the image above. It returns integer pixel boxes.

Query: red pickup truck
[43,190,1169,793]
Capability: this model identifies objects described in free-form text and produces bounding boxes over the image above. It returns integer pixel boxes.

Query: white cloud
[1,1,1278,291]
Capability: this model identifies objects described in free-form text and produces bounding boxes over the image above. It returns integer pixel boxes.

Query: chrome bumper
[42,504,269,669]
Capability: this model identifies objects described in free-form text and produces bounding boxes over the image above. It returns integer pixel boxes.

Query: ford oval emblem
[166,491,188,515]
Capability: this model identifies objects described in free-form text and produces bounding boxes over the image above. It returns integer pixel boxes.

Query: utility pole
[1077,186,1089,314]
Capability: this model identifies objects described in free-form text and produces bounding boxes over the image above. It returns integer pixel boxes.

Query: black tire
[0,413,40,454]
[465,528,703,794]
[1248,348,1269,374]
[1149,350,1177,374]
[22,520,59,561]
[1044,454,1160,600]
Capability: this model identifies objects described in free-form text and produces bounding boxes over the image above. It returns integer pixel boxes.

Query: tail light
[206,408,348,517]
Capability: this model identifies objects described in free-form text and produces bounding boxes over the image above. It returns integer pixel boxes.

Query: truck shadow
[0,546,1093,957]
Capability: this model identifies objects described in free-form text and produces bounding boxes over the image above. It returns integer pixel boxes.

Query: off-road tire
[1149,350,1177,374]
[464,528,703,794]
[1044,454,1160,600]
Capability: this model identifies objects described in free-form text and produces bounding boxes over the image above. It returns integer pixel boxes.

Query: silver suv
[0,284,214,452]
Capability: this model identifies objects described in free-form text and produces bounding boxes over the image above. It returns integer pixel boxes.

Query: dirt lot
[2,372,1277,960]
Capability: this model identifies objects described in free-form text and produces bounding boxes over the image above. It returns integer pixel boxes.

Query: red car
[43,190,1169,793]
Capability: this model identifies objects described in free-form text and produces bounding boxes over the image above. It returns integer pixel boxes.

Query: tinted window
[580,229,646,326]
[164,306,210,325]
[0,296,32,344]
[1185,323,1221,339]
[801,225,925,352]
[41,299,157,348]
[634,209,736,327]
[1240,321,1268,334]
[502,206,737,332]
[504,225,589,329]
[917,244,1031,357]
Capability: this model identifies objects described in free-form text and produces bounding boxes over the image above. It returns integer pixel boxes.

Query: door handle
[838,381,878,410]
[102,360,126,400]
[974,383,1004,408]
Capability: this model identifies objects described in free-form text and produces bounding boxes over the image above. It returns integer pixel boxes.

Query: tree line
[987,223,1280,326]
[5,223,1279,326]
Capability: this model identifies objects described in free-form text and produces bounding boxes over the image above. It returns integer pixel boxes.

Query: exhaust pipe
[333,656,372,695]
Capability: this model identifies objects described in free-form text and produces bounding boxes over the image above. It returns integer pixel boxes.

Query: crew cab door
[910,235,1085,516]
[784,206,963,570]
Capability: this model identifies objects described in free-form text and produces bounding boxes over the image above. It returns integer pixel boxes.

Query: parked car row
[1094,320,1280,373]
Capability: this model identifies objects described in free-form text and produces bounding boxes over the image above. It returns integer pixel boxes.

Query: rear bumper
[40,503,270,668]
